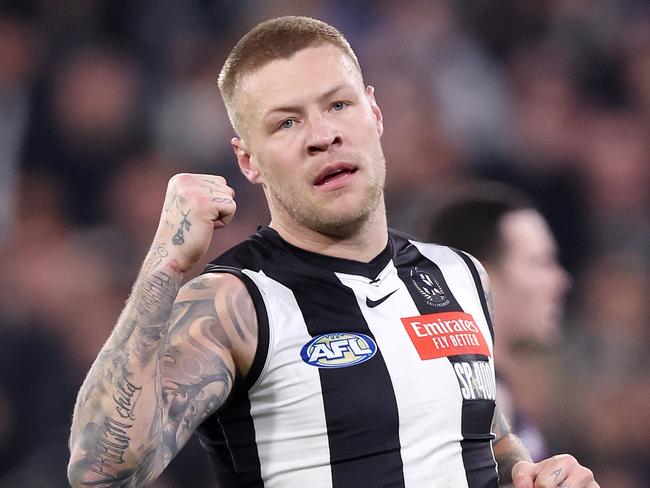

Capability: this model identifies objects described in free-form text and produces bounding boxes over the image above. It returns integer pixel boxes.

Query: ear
[366,85,384,138]
[232,137,263,184]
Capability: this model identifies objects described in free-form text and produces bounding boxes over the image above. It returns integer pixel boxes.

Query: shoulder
[170,272,258,377]
[176,272,247,300]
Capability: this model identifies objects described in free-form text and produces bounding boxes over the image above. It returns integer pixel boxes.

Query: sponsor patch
[453,360,496,400]
[400,311,490,360]
[300,332,377,368]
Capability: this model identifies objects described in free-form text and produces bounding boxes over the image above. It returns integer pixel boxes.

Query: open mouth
[314,164,357,186]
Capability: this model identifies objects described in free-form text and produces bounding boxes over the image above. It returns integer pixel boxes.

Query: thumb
[511,460,538,488]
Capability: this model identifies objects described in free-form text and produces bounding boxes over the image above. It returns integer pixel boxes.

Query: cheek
[505,267,539,301]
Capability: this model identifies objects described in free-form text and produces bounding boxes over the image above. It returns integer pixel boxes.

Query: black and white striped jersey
[197,227,498,488]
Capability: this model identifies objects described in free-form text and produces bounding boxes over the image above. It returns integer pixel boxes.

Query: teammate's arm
[67,174,245,487]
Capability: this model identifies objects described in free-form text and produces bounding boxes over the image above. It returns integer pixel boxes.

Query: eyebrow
[263,83,350,119]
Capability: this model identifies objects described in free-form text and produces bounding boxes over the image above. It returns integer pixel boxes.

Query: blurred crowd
[0,0,648,486]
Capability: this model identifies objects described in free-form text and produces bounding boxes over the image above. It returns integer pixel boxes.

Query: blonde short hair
[218,16,361,134]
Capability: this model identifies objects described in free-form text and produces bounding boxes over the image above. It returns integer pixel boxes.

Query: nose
[554,263,572,297]
[305,112,341,156]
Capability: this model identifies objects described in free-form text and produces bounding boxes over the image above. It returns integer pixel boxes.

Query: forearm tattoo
[70,262,255,486]
[494,433,533,485]
[172,209,192,246]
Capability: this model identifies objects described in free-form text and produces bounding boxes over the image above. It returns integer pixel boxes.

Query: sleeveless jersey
[196,227,498,488]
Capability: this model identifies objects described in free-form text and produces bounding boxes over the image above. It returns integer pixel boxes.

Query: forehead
[501,210,556,256]
[236,43,363,114]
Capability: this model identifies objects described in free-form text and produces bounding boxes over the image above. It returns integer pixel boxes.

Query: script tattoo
[113,375,142,421]
[136,271,176,318]
[86,416,132,476]
[69,273,256,486]
[172,209,192,246]
[81,370,135,477]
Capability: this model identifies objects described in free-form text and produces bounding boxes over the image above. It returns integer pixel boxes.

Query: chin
[305,210,372,238]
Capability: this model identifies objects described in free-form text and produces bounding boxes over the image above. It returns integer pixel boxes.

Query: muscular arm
[67,173,246,487]
[68,270,256,487]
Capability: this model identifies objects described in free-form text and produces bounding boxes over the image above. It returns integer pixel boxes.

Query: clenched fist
[512,455,599,488]
[152,173,236,273]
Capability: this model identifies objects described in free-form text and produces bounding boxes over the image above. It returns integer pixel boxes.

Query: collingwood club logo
[410,268,450,307]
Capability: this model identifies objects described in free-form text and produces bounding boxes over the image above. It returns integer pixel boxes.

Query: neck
[269,201,389,263]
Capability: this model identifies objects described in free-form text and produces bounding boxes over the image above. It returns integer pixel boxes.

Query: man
[67,16,597,488]
[426,182,572,461]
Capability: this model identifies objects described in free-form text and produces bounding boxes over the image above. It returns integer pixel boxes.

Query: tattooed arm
[491,404,532,487]
[67,174,246,487]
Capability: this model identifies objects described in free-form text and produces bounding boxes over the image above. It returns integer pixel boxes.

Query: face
[489,209,571,345]
[232,43,386,237]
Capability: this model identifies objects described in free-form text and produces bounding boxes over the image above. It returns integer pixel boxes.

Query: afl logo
[410,268,450,307]
[300,332,377,368]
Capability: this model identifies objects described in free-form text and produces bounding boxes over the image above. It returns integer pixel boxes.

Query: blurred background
[0,0,648,486]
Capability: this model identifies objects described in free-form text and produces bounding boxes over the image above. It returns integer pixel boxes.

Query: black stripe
[395,242,497,488]
[197,392,264,488]
[280,269,405,488]
[197,265,270,488]
[452,250,495,341]
[394,245,463,313]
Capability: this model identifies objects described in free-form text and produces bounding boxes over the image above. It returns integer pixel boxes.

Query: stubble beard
[266,158,387,239]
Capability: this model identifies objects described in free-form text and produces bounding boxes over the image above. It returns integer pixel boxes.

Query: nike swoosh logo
[366,289,398,308]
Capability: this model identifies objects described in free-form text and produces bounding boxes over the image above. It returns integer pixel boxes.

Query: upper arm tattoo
[158,273,257,462]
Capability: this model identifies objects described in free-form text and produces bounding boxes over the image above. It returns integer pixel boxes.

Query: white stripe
[243,270,333,488]
[408,242,498,473]
[336,263,470,488]
[409,242,495,358]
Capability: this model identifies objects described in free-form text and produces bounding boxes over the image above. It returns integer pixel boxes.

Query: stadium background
[0,0,648,486]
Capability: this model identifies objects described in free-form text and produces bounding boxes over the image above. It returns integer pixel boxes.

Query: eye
[279,119,295,130]
[331,101,348,112]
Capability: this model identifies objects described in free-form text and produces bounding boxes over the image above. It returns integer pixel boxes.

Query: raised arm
[67,174,247,487]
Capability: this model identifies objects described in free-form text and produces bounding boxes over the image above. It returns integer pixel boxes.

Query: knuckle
[554,453,575,464]
[171,172,190,184]
[580,467,594,480]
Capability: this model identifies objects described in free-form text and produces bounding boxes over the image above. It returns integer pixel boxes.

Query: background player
[426,181,572,461]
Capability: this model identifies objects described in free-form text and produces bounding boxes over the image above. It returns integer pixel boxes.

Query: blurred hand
[512,455,599,488]
[153,173,236,272]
